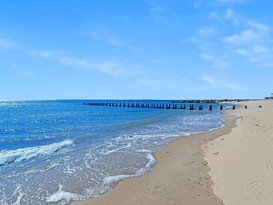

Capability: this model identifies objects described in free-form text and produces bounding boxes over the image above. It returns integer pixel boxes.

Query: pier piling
[83,101,228,113]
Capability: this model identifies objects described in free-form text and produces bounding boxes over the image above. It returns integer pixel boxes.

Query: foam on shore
[0,140,73,166]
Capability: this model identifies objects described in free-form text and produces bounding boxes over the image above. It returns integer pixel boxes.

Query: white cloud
[201,75,245,91]
[11,63,17,68]
[0,37,18,49]
[221,9,272,67]
[224,9,240,25]
[225,9,234,19]
[235,44,273,67]
[0,36,59,61]
[218,0,246,3]
[28,50,56,58]
[264,62,273,68]
[248,57,258,62]
[0,34,138,78]
[235,48,249,55]
[184,34,211,50]
[247,21,270,32]
[15,71,35,78]
[187,36,205,44]
[208,12,220,20]
[59,57,91,69]
[0,31,148,81]
[225,9,271,33]
[106,36,125,48]
[223,83,245,91]
[252,45,268,54]
[201,75,216,85]
[59,57,128,77]
[225,9,243,26]
[89,29,125,47]
[224,9,271,40]
[186,36,210,50]
[150,59,161,64]
[223,29,260,45]
[191,0,206,9]
[147,0,168,13]
[200,53,214,60]
[146,0,173,26]
[200,53,228,68]
[92,61,126,76]
[197,27,216,37]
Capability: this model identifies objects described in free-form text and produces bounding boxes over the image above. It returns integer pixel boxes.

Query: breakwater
[83,102,227,111]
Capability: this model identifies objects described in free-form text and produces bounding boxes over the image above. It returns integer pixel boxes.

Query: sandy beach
[73,100,273,205]
[73,107,235,205]
[203,100,273,205]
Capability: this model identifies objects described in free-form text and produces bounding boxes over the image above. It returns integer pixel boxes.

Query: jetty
[82,101,231,111]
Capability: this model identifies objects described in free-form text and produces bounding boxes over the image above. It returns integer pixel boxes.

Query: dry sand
[203,100,273,205]
[73,100,273,205]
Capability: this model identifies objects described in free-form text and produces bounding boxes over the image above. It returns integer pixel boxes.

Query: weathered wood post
[189,104,194,110]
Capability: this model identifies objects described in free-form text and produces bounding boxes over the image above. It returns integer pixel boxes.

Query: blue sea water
[0,100,228,204]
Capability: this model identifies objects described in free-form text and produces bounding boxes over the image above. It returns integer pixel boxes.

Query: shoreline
[72,109,237,205]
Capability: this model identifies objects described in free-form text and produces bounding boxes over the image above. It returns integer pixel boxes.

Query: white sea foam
[103,175,132,185]
[137,149,150,153]
[145,152,157,169]
[10,185,23,205]
[134,152,157,176]
[46,184,84,204]
[103,143,132,155]
[103,151,157,188]
[136,150,157,172]
[0,162,62,180]
[11,191,23,205]
[0,140,73,166]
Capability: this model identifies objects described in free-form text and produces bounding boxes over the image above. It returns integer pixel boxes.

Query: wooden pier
[83,102,232,111]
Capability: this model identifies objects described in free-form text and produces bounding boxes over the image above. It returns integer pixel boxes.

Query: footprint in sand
[265,164,273,170]
[246,181,261,190]
[264,151,273,156]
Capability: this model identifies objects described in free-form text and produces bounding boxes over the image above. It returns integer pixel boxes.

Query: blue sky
[0,0,272,100]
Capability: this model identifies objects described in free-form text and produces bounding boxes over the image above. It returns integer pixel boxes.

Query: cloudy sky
[0,0,272,100]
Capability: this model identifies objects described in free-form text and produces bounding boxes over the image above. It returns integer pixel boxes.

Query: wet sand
[73,108,236,205]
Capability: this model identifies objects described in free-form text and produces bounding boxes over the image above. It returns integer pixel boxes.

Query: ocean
[0,100,229,205]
